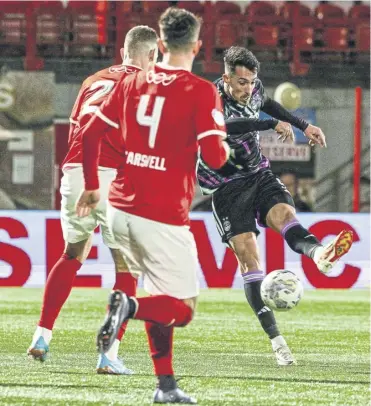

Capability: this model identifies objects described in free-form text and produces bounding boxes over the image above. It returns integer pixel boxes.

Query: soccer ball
[260,270,304,311]
[273,82,302,110]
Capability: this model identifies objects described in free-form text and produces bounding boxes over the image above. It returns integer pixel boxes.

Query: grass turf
[0,288,369,405]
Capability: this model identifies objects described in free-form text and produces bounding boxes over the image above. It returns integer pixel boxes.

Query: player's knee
[65,240,89,262]
[267,203,296,230]
[110,248,129,273]
[178,297,197,327]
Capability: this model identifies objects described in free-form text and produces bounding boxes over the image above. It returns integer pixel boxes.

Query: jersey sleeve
[196,82,229,169]
[195,83,227,141]
[81,81,123,190]
[68,82,87,146]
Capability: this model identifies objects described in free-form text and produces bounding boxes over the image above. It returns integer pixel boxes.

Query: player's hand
[76,189,100,217]
[274,121,295,144]
[304,124,327,148]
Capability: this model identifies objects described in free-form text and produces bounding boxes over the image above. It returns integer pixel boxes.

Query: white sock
[271,335,287,350]
[105,339,120,361]
[313,246,324,264]
[30,326,52,347]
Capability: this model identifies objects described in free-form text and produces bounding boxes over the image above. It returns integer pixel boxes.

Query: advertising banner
[0,211,368,289]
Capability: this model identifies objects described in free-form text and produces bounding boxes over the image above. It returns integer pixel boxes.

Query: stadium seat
[323,27,348,50]
[33,1,67,56]
[349,3,370,21]
[141,1,170,29]
[0,1,27,53]
[177,1,205,16]
[67,1,108,56]
[279,1,311,21]
[143,1,170,15]
[245,1,278,24]
[356,24,370,51]
[250,25,279,48]
[214,2,244,49]
[314,2,348,26]
[296,27,314,50]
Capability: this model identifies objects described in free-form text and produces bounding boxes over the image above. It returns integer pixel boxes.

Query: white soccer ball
[260,270,304,312]
[273,82,302,110]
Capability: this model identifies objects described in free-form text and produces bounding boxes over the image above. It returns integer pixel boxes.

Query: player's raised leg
[265,203,353,274]
[97,205,199,403]
[229,232,295,366]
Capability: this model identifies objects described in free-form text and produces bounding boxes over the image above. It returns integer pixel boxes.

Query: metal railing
[314,146,370,212]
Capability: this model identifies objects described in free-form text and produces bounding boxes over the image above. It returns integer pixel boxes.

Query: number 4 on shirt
[136,95,165,149]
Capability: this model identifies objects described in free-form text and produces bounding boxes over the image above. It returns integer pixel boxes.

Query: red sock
[145,321,174,376]
[38,254,82,330]
[134,295,193,327]
[113,272,137,341]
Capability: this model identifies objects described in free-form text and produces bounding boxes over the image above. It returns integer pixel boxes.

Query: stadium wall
[0,211,368,290]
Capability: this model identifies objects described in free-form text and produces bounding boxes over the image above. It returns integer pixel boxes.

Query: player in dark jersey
[197,46,354,366]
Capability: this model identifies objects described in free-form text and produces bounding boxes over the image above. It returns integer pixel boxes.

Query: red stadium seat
[251,25,279,47]
[0,1,27,47]
[215,1,241,15]
[68,2,105,44]
[314,2,348,27]
[177,1,205,16]
[315,3,345,20]
[323,27,348,50]
[245,1,277,23]
[143,1,170,15]
[279,1,311,20]
[296,27,314,49]
[214,2,244,49]
[349,3,370,21]
[67,1,108,56]
[34,2,66,47]
[356,24,370,51]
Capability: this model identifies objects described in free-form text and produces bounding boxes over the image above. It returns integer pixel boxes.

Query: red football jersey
[62,64,141,169]
[84,63,227,225]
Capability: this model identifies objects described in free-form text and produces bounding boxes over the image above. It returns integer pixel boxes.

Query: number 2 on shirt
[136,95,165,148]
[81,80,115,116]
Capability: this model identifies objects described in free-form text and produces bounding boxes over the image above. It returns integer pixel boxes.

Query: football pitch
[0,288,369,406]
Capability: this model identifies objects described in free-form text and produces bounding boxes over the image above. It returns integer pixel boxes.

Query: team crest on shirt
[212,109,225,126]
[223,217,231,232]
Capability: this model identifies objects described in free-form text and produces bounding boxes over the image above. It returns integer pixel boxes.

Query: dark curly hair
[224,46,260,74]
[159,7,202,52]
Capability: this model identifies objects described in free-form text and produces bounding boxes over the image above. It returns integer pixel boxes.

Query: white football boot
[271,336,296,366]
[314,230,353,274]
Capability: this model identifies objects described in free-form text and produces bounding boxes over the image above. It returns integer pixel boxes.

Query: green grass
[0,288,369,405]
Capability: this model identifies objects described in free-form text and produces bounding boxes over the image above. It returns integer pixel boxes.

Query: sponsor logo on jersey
[125,151,166,171]
[146,71,177,86]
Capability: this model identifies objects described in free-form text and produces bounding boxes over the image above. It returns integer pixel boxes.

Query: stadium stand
[0,0,369,75]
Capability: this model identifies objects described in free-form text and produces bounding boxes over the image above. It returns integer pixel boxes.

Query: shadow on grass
[18,371,370,387]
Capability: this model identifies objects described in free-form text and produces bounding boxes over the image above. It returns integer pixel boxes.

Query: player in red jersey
[27,26,158,375]
[76,8,230,404]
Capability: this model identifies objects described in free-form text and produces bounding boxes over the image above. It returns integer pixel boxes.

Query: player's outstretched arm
[261,97,326,147]
[261,97,308,131]
[226,117,278,134]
